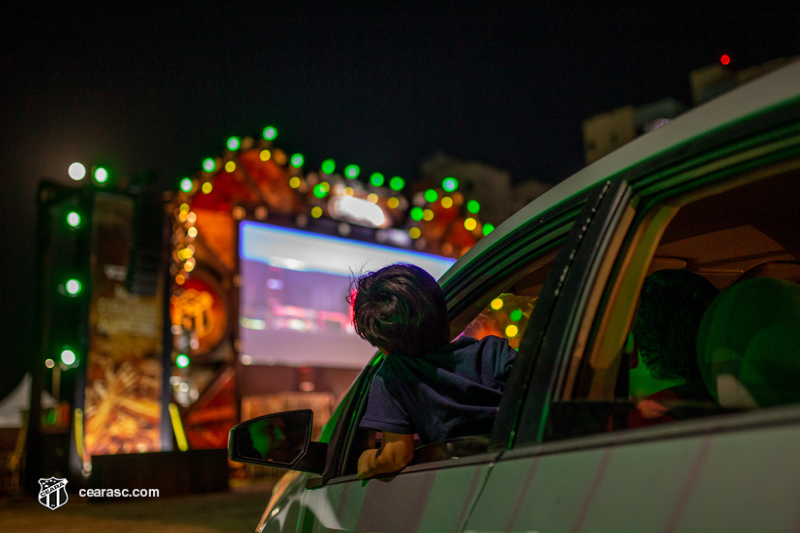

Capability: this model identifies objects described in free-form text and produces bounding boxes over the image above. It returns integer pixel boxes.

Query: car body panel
[300,463,493,532]
[466,409,800,532]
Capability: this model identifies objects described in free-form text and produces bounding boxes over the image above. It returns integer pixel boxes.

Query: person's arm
[357,431,414,479]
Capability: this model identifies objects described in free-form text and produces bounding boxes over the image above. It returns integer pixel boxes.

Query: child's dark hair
[350,264,450,357]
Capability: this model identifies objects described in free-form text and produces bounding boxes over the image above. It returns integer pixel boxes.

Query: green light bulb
[424,189,438,203]
[313,184,329,198]
[410,207,424,221]
[227,136,241,151]
[202,158,216,172]
[291,154,304,168]
[179,178,193,193]
[467,199,481,214]
[345,165,360,179]
[263,126,277,140]
[510,309,523,322]
[389,176,405,191]
[442,177,458,192]
[176,354,190,368]
[60,348,77,366]
[94,167,109,184]
[66,212,81,228]
[65,279,82,295]
[370,173,385,187]
[321,159,336,174]
[482,223,494,236]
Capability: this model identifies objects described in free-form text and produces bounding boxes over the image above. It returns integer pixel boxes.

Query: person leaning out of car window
[350,264,517,479]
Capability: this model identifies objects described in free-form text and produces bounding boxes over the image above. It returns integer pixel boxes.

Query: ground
[0,481,273,533]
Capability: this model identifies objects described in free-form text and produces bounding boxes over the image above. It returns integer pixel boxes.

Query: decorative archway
[164,126,494,449]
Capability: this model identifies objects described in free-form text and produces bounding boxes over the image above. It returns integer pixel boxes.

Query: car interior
[548,164,800,440]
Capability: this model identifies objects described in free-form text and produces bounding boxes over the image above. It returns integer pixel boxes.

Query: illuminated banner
[85,193,164,455]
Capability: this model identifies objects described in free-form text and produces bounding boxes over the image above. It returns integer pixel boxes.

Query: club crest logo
[38,477,69,510]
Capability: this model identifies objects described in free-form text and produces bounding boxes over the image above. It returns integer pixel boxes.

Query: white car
[230,59,800,533]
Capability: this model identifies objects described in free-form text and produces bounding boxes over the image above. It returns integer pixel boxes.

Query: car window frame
[500,177,636,449]
[315,192,589,485]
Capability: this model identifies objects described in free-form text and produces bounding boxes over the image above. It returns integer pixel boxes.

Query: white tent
[0,374,58,428]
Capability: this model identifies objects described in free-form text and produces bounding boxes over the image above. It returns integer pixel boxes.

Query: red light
[720,54,731,66]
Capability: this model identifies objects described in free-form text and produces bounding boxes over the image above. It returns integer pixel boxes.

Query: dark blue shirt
[359,335,517,445]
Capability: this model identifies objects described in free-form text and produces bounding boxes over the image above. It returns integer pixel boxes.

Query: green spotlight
[467,199,481,214]
[321,159,336,174]
[410,207,424,221]
[442,177,458,192]
[344,165,360,179]
[202,158,216,172]
[424,189,438,203]
[482,223,494,236]
[179,177,193,193]
[66,211,81,228]
[313,183,329,199]
[510,309,523,321]
[389,176,405,191]
[94,167,109,184]
[65,279,82,296]
[291,154,304,168]
[263,126,278,140]
[60,348,77,366]
[370,173,385,187]
[227,136,241,151]
[176,354,190,368]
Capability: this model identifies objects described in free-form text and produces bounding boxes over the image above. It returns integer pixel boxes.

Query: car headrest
[736,261,800,284]
[697,278,800,408]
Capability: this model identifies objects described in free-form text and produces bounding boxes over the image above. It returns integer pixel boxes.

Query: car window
[456,252,555,350]
[338,248,561,475]
[546,161,800,441]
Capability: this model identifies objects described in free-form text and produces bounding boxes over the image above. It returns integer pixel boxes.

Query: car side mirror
[228,409,326,474]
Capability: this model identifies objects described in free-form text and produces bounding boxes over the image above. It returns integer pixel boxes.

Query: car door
[464,63,800,533]
[291,192,588,533]
[462,174,633,532]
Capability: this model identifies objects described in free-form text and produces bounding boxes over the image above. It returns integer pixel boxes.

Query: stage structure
[28,127,500,492]
[165,127,494,452]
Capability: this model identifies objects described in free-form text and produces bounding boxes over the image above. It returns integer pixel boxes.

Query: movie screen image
[239,221,456,368]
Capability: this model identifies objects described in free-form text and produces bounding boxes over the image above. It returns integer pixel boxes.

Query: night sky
[2,2,799,397]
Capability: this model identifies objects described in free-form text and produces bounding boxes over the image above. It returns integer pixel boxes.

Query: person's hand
[357,449,376,479]
[356,432,414,479]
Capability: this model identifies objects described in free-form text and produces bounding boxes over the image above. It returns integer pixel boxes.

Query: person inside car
[630,269,720,425]
[350,264,517,479]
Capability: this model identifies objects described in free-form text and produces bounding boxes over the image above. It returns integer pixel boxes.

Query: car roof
[439,58,800,286]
